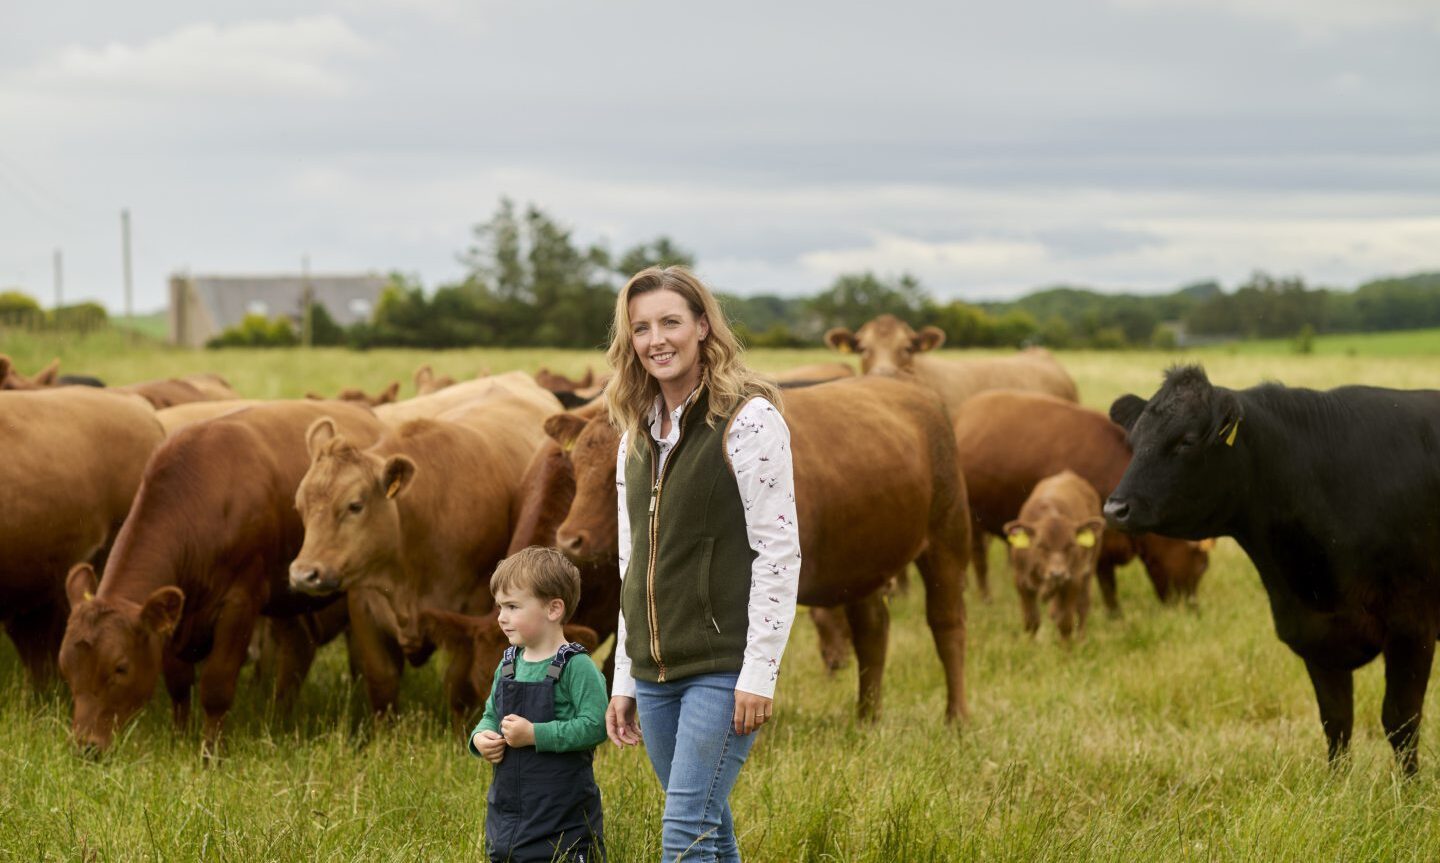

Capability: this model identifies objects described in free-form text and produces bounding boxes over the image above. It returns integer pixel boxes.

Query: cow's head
[290,418,414,597]
[1105,365,1245,538]
[413,364,456,396]
[824,315,945,375]
[549,412,622,564]
[1003,514,1104,599]
[59,564,183,754]
[0,356,60,390]
[421,606,600,701]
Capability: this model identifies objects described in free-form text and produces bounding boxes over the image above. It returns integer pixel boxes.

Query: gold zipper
[645,387,701,682]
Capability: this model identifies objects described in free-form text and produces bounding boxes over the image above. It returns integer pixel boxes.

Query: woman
[604,266,800,862]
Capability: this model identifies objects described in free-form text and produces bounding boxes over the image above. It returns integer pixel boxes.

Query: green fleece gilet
[623,388,755,683]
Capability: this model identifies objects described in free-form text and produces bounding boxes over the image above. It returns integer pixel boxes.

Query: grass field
[4,330,1440,861]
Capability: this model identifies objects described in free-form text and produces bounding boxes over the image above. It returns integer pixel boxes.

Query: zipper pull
[649,481,660,513]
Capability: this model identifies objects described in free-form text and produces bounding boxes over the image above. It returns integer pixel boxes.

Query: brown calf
[57,401,385,754]
[289,385,558,725]
[955,390,1212,615]
[1,388,163,684]
[1004,470,1104,640]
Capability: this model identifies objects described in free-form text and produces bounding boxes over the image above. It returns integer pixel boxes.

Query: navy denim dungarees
[486,643,605,863]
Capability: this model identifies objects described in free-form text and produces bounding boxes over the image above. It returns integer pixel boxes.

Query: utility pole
[121,208,134,321]
[301,253,313,348]
[53,248,63,308]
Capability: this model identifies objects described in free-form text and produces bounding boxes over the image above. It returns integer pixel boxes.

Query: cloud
[17,16,372,99]
[1109,0,1440,38]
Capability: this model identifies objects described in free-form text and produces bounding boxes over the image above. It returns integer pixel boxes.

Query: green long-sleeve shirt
[468,649,608,755]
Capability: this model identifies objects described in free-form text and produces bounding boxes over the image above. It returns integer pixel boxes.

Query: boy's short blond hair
[490,546,582,623]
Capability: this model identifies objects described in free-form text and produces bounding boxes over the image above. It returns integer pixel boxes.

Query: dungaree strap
[500,645,518,679]
[545,642,589,680]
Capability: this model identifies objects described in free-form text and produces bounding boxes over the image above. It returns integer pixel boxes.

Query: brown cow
[288,386,559,724]
[535,366,595,392]
[0,355,61,389]
[824,314,1078,419]
[421,606,600,710]
[955,390,1212,616]
[155,400,262,435]
[414,364,457,396]
[376,370,550,425]
[764,361,856,384]
[549,375,970,721]
[1003,470,1105,640]
[180,373,241,401]
[306,381,400,406]
[1,388,163,684]
[57,401,386,754]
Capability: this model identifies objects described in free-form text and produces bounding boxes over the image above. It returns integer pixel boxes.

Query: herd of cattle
[4,315,1439,773]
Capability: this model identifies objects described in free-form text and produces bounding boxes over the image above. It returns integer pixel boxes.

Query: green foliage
[206,314,299,348]
[0,289,42,325]
[615,236,696,277]
[1294,323,1316,355]
[807,272,929,330]
[308,302,347,347]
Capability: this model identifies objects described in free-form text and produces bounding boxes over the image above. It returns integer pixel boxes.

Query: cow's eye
[1173,433,1200,453]
[348,501,364,514]
[114,662,129,677]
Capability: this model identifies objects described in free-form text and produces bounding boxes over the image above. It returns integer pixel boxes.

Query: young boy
[470,546,608,863]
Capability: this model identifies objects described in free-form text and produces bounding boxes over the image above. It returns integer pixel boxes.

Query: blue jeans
[634,672,756,862]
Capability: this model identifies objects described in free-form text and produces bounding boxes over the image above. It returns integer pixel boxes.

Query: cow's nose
[1103,498,1130,526]
[289,563,320,590]
[1047,569,1067,583]
[556,529,588,559]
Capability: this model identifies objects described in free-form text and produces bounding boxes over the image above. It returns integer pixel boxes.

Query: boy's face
[494,587,565,649]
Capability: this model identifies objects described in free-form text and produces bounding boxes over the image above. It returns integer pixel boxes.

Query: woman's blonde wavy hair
[606,266,781,454]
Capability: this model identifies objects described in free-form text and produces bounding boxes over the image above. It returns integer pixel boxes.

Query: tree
[808,272,929,330]
[0,290,41,327]
[615,237,696,278]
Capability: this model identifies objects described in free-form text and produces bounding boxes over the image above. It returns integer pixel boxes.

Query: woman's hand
[474,730,507,764]
[606,696,642,748]
[734,690,773,735]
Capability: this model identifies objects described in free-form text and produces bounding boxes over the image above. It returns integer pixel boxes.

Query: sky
[1,0,1437,313]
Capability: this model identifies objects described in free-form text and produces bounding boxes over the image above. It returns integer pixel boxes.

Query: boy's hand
[474,730,507,764]
[606,696,641,748]
[500,715,535,748]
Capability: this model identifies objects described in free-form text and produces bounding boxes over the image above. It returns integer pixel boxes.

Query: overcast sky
[2,0,1437,312]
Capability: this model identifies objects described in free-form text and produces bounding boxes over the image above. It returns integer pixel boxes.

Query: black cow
[1104,365,1440,774]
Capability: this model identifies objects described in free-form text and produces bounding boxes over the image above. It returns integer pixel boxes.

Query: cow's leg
[4,602,66,687]
[1303,659,1354,764]
[917,541,969,722]
[196,599,262,758]
[1095,559,1122,619]
[1075,579,1091,636]
[809,606,852,673]
[969,529,992,602]
[844,590,890,722]
[347,591,403,714]
[444,636,479,734]
[1051,594,1076,642]
[163,653,195,730]
[1381,633,1435,776]
[266,615,319,716]
[1018,584,1041,636]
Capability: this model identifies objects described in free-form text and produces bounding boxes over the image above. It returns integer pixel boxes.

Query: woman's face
[629,289,709,391]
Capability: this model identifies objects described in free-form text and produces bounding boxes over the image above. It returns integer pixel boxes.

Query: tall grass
[4,333,1440,860]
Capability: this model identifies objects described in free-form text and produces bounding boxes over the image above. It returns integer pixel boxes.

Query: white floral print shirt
[612,395,801,699]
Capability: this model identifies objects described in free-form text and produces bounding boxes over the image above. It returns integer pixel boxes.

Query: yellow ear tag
[1220,419,1240,447]
[838,342,852,355]
[386,480,401,499]
[1007,531,1030,549]
[562,437,577,454]
[83,590,94,602]
[1076,529,1096,548]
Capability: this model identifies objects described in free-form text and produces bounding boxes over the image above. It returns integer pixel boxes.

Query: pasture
[4,331,1440,861]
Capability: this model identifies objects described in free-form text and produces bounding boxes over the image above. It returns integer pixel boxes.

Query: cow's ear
[141,587,185,636]
[1109,395,1147,432]
[34,358,60,386]
[913,326,946,353]
[579,366,594,387]
[420,607,485,649]
[377,381,400,405]
[413,364,433,391]
[563,624,600,653]
[1213,390,1244,448]
[382,455,417,499]
[1003,520,1034,549]
[824,328,857,354]
[304,392,326,401]
[1075,518,1105,548]
[544,412,589,451]
[66,563,99,609]
[306,418,338,459]
[0,355,11,381]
